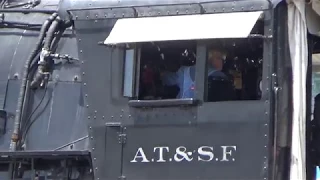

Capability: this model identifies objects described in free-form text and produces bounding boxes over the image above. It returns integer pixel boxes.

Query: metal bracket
[105,123,126,144]
[97,41,129,49]
[272,73,281,95]
[248,34,273,39]
[118,132,126,144]
[105,122,122,127]
[271,73,278,86]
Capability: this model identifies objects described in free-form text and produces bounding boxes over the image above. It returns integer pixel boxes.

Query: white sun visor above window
[103,11,263,45]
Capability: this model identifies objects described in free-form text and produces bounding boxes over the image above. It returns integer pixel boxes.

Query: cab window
[204,38,263,102]
[123,39,264,102]
[118,12,266,103]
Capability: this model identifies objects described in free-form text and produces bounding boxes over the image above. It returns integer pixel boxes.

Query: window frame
[123,10,272,106]
[128,36,269,105]
[194,13,271,103]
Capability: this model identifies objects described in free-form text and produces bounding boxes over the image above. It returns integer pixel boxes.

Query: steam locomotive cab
[70,2,272,179]
[2,0,320,179]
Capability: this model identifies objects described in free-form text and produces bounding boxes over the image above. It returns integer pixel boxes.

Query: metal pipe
[0,9,55,14]
[30,16,61,89]
[43,16,61,50]
[9,13,58,151]
[54,135,89,151]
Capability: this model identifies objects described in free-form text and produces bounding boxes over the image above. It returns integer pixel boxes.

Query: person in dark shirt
[141,62,156,99]
[161,48,228,98]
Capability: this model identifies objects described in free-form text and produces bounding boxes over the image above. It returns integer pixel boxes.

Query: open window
[202,37,264,102]
[309,34,320,178]
[104,11,267,106]
[312,53,320,111]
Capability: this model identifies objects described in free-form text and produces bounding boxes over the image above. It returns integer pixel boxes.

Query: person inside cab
[161,47,229,99]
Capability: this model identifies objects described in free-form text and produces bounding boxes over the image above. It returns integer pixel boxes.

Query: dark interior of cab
[137,19,264,102]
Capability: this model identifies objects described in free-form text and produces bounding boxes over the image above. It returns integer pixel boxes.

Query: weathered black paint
[0,0,91,179]
[122,123,264,180]
[271,2,293,180]
[71,1,274,179]
[0,3,89,153]
[0,0,294,179]
[60,0,274,20]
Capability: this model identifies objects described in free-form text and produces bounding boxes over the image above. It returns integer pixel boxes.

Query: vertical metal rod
[195,42,207,101]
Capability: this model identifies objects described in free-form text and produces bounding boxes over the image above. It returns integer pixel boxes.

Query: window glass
[205,38,263,102]
[123,49,135,97]
[134,38,264,101]
[204,16,264,102]
[137,41,197,100]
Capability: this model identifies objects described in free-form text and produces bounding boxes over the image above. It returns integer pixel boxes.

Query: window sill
[128,98,199,108]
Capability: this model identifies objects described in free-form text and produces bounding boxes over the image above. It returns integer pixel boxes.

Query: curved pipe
[43,16,61,50]
[0,9,55,14]
[10,13,58,151]
[4,2,31,9]
[2,21,42,27]
[30,16,62,89]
